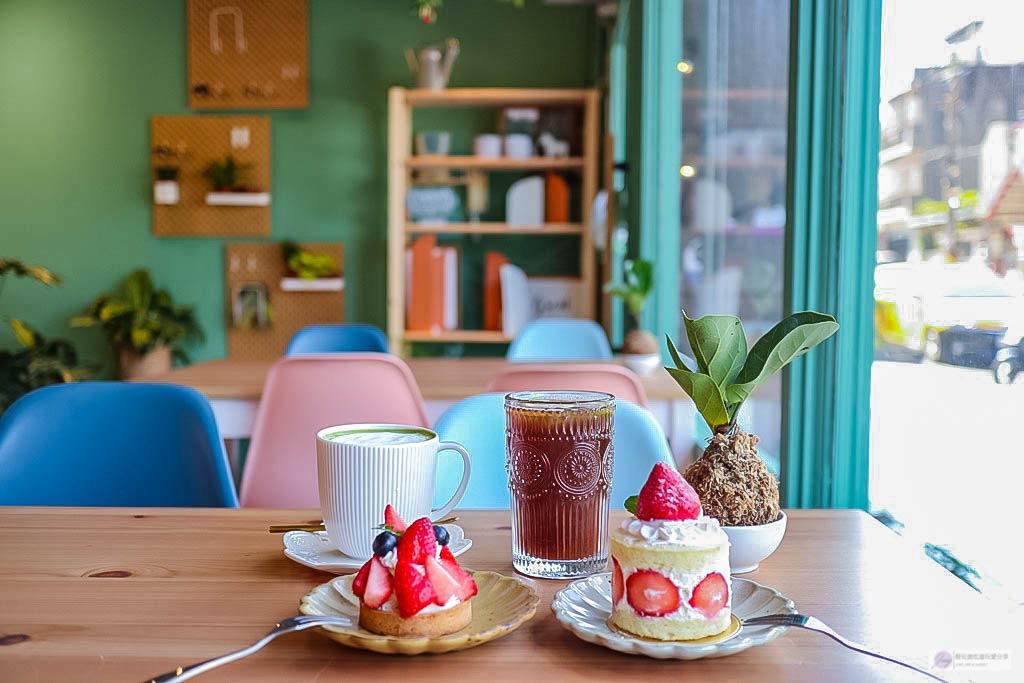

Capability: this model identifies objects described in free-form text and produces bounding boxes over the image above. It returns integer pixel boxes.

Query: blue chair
[433,393,673,509]
[285,324,389,355]
[506,318,613,361]
[0,383,238,506]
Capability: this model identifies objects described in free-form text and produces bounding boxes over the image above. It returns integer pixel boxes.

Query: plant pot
[721,511,787,574]
[119,346,171,380]
[622,353,662,376]
[153,180,180,205]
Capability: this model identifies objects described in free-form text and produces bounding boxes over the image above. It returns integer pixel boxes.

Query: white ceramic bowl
[622,353,662,376]
[722,511,787,574]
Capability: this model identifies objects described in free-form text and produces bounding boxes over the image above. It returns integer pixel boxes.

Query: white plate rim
[551,574,796,660]
[283,524,472,573]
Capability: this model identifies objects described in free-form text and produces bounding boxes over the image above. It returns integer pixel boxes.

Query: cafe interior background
[3,0,1023,630]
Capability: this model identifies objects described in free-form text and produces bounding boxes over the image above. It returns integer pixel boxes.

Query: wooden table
[144,358,703,462]
[0,508,1015,682]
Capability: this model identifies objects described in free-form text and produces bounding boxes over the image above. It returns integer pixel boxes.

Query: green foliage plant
[666,311,839,433]
[72,269,203,364]
[202,156,252,192]
[0,258,83,414]
[282,241,339,280]
[604,258,653,325]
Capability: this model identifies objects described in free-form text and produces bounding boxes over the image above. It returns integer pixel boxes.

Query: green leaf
[682,312,748,388]
[10,319,38,348]
[665,334,694,372]
[130,327,151,349]
[98,301,130,321]
[725,311,839,405]
[624,495,638,514]
[69,316,96,328]
[666,366,731,429]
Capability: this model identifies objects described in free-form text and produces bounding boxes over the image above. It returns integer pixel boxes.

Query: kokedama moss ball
[684,427,780,526]
[623,329,659,355]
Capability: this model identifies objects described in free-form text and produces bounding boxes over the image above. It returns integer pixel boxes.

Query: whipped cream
[611,557,731,622]
[615,515,728,549]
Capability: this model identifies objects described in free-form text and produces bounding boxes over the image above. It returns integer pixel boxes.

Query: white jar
[474,134,502,158]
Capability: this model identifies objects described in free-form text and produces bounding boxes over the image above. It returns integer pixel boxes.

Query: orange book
[483,251,509,331]
[407,235,445,334]
[545,172,570,223]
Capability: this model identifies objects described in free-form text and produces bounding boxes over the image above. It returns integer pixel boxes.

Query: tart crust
[359,600,472,637]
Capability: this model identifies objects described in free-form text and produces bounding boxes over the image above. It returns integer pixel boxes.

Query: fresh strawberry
[689,572,728,618]
[611,557,624,605]
[397,517,437,564]
[393,560,437,617]
[424,555,460,605]
[625,569,679,617]
[352,559,372,598]
[437,548,477,601]
[362,556,393,609]
[384,504,408,533]
[635,462,701,521]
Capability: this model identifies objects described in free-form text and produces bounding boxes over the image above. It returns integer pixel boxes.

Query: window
[872,1,1024,601]
[677,0,790,468]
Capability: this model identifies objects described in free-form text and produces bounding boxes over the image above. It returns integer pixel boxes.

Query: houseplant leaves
[682,311,747,388]
[724,311,839,405]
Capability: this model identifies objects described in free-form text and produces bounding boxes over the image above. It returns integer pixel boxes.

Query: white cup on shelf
[474,134,502,158]
[504,134,534,158]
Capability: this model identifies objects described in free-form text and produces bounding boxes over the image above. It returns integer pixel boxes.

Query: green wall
[0,0,596,375]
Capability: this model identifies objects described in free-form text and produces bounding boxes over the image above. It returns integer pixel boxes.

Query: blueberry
[433,525,450,546]
[372,531,397,557]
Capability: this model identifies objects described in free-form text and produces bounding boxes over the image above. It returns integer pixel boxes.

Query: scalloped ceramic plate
[283,525,471,573]
[552,574,795,659]
[299,570,539,654]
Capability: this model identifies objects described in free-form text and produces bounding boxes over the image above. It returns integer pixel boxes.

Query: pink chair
[239,354,429,508]
[484,363,648,406]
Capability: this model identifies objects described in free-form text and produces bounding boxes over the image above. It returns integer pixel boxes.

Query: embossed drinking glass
[505,391,615,578]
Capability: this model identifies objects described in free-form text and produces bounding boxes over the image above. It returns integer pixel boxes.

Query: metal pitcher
[405,38,460,90]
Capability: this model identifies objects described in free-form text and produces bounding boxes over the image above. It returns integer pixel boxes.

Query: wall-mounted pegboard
[151,115,270,237]
[188,0,308,109]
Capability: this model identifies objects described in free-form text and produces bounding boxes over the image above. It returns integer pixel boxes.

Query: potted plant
[0,258,84,415]
[153,165,180,205]
[72,269,203,380]
[279,241,343,291]
[666,310,838,572]
[604,259,660,375]
[202,156,268,206]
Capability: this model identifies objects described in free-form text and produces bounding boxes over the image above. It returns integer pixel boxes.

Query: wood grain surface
[142,357,687,401]
[0,508,1015,682]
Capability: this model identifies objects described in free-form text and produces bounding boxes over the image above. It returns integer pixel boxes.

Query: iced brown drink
[505,391,614,578]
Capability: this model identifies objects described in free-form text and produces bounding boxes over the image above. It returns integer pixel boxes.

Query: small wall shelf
[280,277,345,292]
[404,222,583,235]
[205,192,271,206]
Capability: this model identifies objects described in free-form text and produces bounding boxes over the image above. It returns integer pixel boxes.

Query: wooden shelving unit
[388,87,601,351]
[405,222,583,235]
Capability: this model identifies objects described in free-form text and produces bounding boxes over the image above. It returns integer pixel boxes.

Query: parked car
[875,262,1022,367]
[992,320,1024,384]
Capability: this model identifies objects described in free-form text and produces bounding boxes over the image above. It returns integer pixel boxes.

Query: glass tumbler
[505,391,615,578]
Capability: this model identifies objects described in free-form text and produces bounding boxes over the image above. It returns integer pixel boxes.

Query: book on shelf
[405,234,459,334]
[484,251,509,331]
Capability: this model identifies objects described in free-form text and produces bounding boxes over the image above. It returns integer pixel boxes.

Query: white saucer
[552,574,795,659]
[283,524,472,573]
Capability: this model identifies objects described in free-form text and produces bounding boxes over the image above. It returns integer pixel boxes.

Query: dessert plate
[283,525,472,573]
[299,570,540,654]
[552,574,796,660]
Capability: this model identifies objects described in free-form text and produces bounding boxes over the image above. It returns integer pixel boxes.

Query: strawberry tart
[351,505,478,637]
[609,463,731,641]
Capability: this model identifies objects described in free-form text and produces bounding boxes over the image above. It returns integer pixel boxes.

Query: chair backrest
[484,363,648,406]
[285,323,389,355]
[0,382,238,507]
[506,318,613,361]
[433,393,673,509]
[239,354,428,508]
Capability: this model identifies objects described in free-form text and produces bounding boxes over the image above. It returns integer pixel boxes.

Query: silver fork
[142,614,353,682]
[744,613,949,682]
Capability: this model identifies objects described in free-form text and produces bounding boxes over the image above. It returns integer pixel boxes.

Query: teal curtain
[782,0,881,509]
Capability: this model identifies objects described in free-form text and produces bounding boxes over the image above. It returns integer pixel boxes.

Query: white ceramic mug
[316,423,471,559]
[474,134,502,158]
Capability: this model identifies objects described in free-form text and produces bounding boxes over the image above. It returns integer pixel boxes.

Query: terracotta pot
[119,346,171,380]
